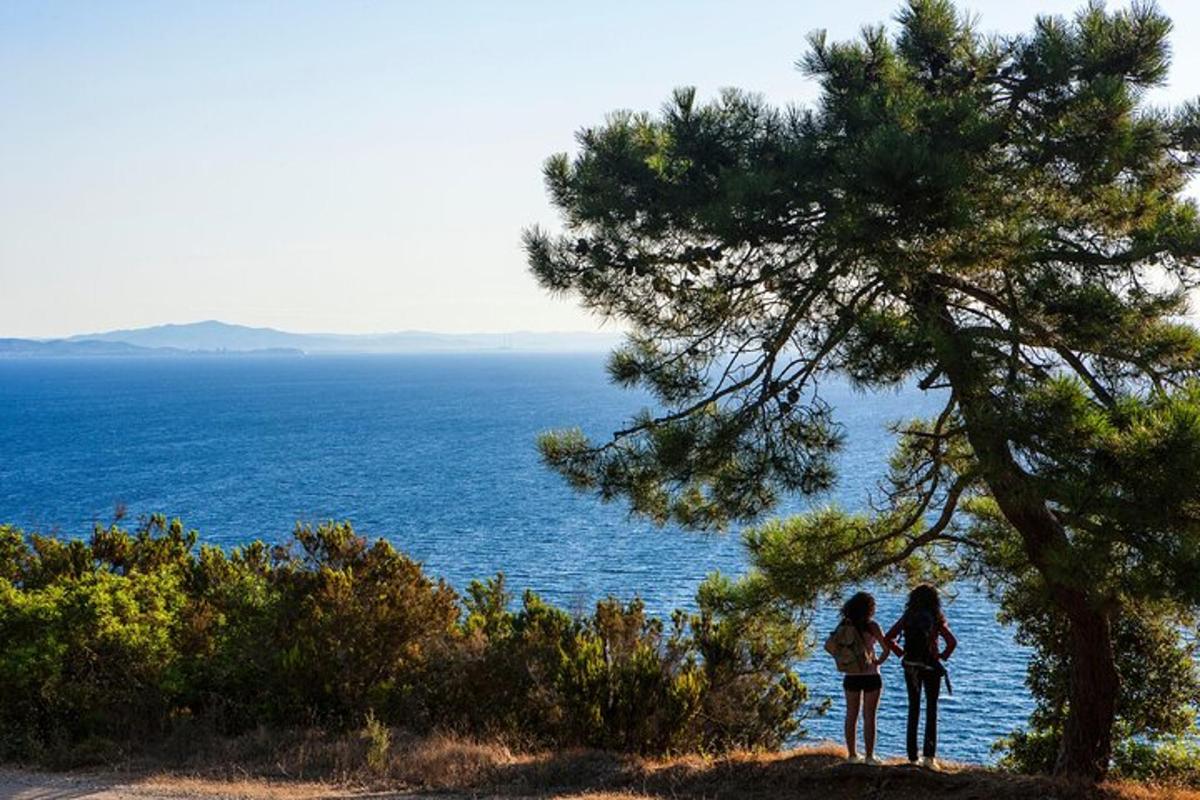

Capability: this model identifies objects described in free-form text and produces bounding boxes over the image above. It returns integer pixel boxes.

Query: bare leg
[844,689,861,758]
[863,687,881,759]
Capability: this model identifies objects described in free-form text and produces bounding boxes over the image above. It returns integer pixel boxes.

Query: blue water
[0,354,1031,762]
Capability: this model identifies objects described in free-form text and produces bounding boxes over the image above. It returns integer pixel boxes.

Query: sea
[0,353,1032,763]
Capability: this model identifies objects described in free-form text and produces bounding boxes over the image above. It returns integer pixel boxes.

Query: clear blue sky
[3,0,1199,337]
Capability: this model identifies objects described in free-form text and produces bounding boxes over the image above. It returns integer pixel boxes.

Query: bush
[0,518,816,761]
[1112,737,1200,786]
[0,528,189,757]
[991,569,1200,779]
[436,571,812,754]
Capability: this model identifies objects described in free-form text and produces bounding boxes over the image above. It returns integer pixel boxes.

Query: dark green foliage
[0,519,814,761]
[526,0,1200,777]
[992,567,1200,785]
[1111,737,1200,786]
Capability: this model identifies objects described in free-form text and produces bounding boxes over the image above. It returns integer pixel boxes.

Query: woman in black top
[885,584,957,769]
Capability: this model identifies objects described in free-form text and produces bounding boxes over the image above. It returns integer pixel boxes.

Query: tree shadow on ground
[485,747,1193,800]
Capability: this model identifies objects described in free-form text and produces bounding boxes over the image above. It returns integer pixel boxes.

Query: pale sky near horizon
[3,1,1200,338]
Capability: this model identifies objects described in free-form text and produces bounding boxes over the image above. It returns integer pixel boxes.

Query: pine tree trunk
[1054,589,1119,779]
[977,471,1121,780]
[928,298,1120,780]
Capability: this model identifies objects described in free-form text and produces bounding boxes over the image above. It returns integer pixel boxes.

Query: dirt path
[6,761,1195,800]
[0,769,460,800]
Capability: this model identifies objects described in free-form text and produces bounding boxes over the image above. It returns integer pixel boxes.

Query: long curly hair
[841,591,875,633]
[904,583,943,622]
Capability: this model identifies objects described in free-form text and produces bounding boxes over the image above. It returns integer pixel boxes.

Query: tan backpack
[824,621,870,673]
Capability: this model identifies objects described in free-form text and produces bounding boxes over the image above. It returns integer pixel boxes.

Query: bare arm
[869,621,890,665]
[939,621,957,660]
[883,616,905,657]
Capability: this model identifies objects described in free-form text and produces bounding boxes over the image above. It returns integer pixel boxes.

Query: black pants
[904,664,941,760]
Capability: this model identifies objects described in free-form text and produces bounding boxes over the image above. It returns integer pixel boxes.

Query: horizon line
[5,318,624,342]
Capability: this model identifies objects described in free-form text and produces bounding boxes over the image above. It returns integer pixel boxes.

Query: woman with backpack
[885,583,957,769]
[825,591,890,765]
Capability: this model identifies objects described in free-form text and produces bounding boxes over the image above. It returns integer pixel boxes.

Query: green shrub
[991,570,1200,778]
[362,711,392,774]
[0,518,815,761]
[0,538,187,757]
[1112,737,1200,787]
[425,571,811,754]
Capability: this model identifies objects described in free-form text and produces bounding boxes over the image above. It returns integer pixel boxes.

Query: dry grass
[133,775,353,799]
[15,729,1199,800]
[1104,784,1200,800]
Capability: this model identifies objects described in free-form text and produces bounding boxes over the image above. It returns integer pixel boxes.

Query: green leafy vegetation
[990,568,1200,786]
[0,517,815,763]
[526,0,1200,779]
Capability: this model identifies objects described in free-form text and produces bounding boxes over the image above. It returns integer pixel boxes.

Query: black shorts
[843,674,882,693]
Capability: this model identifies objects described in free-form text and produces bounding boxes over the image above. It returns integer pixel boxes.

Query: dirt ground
[0,770,651,800]
[3,752,1197,800]
[0,769,427,800]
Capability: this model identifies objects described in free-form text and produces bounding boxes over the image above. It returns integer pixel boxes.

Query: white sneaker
[864,756,882,766]
[921,756,940,771]
[846,754,865,764]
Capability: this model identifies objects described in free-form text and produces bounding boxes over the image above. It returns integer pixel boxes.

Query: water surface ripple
[0,354,1030,762]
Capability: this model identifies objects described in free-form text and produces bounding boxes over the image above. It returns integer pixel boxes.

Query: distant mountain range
[0,321,621,358]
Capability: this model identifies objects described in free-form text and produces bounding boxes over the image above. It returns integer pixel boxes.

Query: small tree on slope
[525,0,1200,780]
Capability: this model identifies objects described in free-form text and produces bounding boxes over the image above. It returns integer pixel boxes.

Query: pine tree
[526,0,1200,779]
